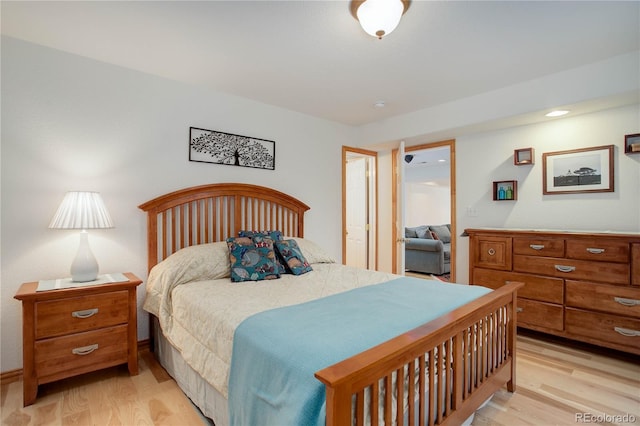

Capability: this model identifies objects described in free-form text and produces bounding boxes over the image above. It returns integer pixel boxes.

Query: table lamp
[49,191,114,282]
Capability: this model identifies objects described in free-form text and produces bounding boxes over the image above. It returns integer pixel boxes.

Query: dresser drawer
[472,268,563,304]
[565,280,640,318]
[513,255,629,285]
[513,237,564,257]
[566,239,629,263]
[565,308,640,351]
[517,299,563,331]
[36,290,129,339]
[471,236,512,271]
[35,325,128,382]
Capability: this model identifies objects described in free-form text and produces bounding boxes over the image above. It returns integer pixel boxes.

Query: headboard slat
[139,183,310,271]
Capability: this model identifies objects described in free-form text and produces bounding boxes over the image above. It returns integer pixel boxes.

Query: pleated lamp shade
[49,191,113,282]
[49,192,114,230]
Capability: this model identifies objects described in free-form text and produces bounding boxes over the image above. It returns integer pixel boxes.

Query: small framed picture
[542,145,613,195]
[625,133,640,154]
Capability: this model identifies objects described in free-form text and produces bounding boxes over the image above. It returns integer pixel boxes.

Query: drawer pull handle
[614,327,640,337]
[614,297,640,307]
[555,265,576,273]
[516,307,523,313]
[586,247,605,254]
[72,344,99,356]
[529,244,545,250]
[72,308,98,319]
[487,248,496,256]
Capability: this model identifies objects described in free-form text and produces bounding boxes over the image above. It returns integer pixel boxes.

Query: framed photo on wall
[542,145,614,195]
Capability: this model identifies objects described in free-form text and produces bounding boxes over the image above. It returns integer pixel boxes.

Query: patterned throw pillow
[274,239,313,275]
[238,230,283,241]
[239,230,287,274]
[226,237,280,282]
[429,225,451,243]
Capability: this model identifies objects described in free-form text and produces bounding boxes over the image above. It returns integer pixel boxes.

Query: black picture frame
[189,127,275,170]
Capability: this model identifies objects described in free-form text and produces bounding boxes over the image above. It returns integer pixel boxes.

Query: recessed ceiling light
[438,159,446,162]
[374,100,385,108]
[545,110,570,117]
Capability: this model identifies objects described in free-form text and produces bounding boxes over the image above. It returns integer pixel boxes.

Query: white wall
[405,183,450,227]
[374,104,640,277]
[455,104,640,283]
[1,37,355,372]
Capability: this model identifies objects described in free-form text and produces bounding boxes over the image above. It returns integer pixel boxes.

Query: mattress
[143,238,398,399]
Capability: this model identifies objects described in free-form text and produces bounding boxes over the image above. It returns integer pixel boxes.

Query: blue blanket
[228,277,491,426]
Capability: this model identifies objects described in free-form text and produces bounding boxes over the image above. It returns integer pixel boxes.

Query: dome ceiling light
[350,0,411,39]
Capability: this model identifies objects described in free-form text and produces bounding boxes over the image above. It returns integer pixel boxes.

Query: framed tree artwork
[542,145,614,195]
[189,127,275,170]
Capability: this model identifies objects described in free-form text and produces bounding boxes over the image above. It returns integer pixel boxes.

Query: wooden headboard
[138,183,310,271]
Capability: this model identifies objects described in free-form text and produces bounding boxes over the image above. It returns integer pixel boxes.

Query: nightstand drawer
[566,239,629,263]
[566,280,640,318]
[35,325,128,382]
[36,290,129,338]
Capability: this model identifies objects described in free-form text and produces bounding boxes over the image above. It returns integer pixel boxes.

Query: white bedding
[143,238,399,398]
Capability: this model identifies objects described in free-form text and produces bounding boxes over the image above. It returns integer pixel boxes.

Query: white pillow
[291,237,336,264]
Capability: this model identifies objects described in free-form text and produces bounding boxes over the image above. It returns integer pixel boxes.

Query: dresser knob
[72,308,99,319]
[614,327,640,337]
[72,344,99,355]
[614,297,640,307]
[487,248,496,256]
[516,307,523,313]
[555,265,576,273]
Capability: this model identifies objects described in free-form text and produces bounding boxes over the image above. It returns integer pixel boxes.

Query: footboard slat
[316,282,522,426]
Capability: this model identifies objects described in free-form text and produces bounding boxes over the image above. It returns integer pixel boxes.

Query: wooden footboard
[315,281,522,426]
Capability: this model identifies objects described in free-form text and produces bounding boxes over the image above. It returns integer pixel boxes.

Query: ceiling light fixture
[545,110,570,117]
[350,0,411,39]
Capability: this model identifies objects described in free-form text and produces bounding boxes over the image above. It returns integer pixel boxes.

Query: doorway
[342,146,377,270]
[392,140,456,280]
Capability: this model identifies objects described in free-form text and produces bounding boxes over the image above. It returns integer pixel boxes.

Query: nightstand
[14,272,142,406]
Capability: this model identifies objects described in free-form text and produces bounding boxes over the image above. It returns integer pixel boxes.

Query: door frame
[342,146,378,269]
[392,140,457,281]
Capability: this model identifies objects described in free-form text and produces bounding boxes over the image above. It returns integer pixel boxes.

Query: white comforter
[143,239,399,398]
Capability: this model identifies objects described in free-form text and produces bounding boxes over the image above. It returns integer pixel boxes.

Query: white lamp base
[71,230,99,282]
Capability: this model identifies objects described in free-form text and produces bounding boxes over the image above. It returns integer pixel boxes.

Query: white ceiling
[2,1,639,127]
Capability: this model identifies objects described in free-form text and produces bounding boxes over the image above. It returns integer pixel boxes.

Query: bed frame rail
[315,281,522,426]
[138,183,310,271]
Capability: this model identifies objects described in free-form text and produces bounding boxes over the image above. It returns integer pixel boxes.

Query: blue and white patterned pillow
[226,237,280,282]
[239,230,287,274]
[274,239,313,275]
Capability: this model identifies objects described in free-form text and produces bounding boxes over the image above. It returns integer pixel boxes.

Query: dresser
[466,229,640,355]
[14,272,142,406]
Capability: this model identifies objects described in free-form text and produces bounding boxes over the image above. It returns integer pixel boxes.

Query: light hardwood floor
[2,333,638,425]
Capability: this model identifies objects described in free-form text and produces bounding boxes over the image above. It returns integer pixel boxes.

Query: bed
[138,183,522,426]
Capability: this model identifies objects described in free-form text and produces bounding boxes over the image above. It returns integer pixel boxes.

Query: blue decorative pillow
[238,230,283,241]
[239,230,287,274]
[226,237,280,282]
[274,239,313,275]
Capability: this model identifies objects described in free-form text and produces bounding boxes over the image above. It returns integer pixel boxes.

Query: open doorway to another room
[393,140,455,281]
[342,146,377,270]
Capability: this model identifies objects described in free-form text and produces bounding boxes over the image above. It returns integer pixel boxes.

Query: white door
[346,157,368,268]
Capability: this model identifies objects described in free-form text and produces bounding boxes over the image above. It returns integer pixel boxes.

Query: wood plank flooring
[2,333,638,425]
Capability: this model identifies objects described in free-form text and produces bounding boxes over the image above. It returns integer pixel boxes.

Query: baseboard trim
[0,339,151,385]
